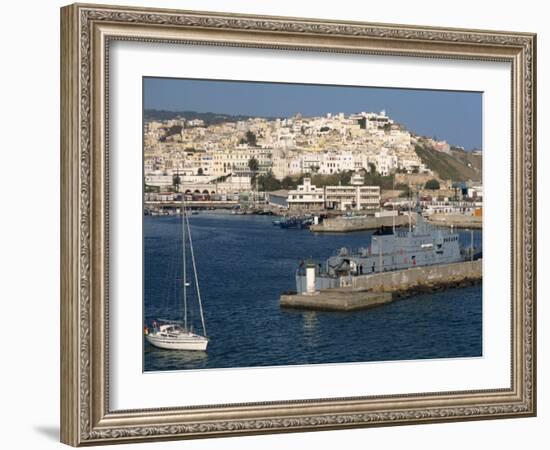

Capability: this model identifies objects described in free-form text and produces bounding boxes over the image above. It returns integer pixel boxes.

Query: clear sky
[144,77,482,150]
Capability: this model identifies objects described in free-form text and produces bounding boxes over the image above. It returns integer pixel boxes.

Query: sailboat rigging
[144,194,209,351]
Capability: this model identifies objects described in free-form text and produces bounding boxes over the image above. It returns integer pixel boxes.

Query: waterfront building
[324,185,380,211]
[287,178,325,211]
[145,191,178,202]
[181,183,217,195]
[286,177,381,211]
[423,201,482,216]
[215,174,252,194]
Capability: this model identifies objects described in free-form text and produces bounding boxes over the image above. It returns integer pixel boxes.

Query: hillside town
[144,110,482,225]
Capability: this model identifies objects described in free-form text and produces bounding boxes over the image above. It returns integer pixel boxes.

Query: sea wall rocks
[352,260,482,293]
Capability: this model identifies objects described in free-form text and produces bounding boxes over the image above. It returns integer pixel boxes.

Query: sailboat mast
[182,193,187,331]
[185,207,207,337]
[408,183,412,232]
[392,174,395,233]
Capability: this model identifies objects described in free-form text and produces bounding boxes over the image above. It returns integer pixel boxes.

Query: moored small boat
[145,323,208,350]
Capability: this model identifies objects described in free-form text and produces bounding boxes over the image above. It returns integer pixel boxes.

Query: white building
[319,150,355,174]
[376,149,398,176]
[286,178,380,211]
[350,172,365,185]
[215,174,252,195]
[466,185,483,199]
[325,185,380,211]
[287,178,325,210]
[144,174,173,188]
[271,150,302,179]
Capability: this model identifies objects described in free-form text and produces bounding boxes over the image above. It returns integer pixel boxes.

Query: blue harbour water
[144,213,482,372]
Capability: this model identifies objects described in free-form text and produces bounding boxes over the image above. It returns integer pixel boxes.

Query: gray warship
[296,209,480,293]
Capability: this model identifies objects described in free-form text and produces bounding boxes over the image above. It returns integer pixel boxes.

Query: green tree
[145,184,160,193]
[395,183,411,198]
[245,130,257,146]
[172,174,181,192]
[281,176,296,190]
[425,179,441,190]
[248,157,259,173]
[367,162,377,175]
[257,172,281,192]
[339,171,352,186]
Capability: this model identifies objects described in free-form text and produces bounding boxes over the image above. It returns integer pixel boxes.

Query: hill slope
[415,145,482,182]
[144,109,276,125]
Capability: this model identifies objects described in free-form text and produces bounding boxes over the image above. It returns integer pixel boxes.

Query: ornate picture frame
[60,3,536,446]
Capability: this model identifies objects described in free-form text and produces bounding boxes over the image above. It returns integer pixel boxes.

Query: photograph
[142,78,484,372]
[56,2,537,446]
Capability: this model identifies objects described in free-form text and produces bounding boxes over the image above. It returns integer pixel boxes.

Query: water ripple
[144,214,482,372]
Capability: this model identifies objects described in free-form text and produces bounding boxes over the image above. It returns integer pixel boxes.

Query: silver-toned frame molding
[60,3,536,446]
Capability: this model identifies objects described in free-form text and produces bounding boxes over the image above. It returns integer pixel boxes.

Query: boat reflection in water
[144,343,209,371]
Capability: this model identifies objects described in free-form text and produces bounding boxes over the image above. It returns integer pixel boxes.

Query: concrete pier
[280,288,392,311]
[310,214,413,232]
[280,260,481,312]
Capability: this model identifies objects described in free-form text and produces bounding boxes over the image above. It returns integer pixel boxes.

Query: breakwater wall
[427,214,482,229]
[310,214,414,232]
[352,260,481,293]
[280,260,481,311]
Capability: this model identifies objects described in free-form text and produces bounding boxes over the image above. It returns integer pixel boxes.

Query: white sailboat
[145,195,209,351]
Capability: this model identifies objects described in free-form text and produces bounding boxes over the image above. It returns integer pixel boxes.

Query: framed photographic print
[60,3,536,446]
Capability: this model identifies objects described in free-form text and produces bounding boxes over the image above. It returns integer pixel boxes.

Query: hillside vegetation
[415,144,482,182]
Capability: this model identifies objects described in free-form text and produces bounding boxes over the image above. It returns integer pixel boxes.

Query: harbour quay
[280,288,392,311]
[280,260,481,312]
[310,213,414,232]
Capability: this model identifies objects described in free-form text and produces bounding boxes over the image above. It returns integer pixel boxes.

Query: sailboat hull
[145,333,208,351]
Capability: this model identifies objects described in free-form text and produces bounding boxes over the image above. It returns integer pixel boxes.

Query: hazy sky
[144,77,482,150]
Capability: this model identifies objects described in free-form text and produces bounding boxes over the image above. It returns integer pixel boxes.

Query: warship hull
[295,213,478,294]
